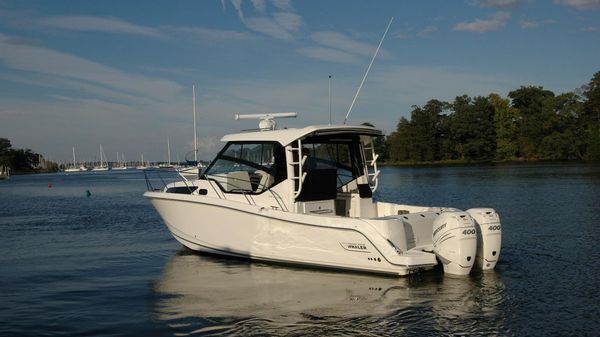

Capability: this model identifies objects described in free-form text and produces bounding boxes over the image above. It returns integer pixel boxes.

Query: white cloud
[251,0,267,14]
[245,17,294,40]
[392,32,410,40]
[273,12,303,32]
[161,25,254,40]
[227,0,302,40]
[39,15,164,38]
[300,30,391,64]
[311,32,380,57]
[0,72,157,106]
[298,47,361,64]
[19,12,252,43]
[271,0,293,11]
[454,11,511,32]
[519,20,539,28]
[555,0,600,10]
[518,19,557,29]
[418,26,439,37]
[0,33,182,103]
[475,0,528,8]
[231,0,245,21]
[583,26,600,31]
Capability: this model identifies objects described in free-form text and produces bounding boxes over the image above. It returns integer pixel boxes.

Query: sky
[1,0,599,163]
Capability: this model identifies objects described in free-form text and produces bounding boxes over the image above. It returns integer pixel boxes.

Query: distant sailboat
[0,165,9,180]
[160,137,174,168]
[64,147,81,172]
[113,151,128,170]
[177,84,204,179]
[136,154,148,170]
[92,144,110,171]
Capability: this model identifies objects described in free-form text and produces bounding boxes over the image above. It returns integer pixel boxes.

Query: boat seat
[357,183,372,198]
[255,170,274,192]
[226,171,253,192]
[296,169,337,202]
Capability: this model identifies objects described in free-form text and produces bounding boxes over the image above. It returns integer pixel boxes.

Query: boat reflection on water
[153,250,508,336]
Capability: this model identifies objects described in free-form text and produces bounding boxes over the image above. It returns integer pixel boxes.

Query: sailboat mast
[192,84,198,162]
[72,147,76,167]
[100,144,104,167]
[167,137,171,165]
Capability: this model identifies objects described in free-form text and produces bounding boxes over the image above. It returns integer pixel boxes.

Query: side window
[303,140,356,188]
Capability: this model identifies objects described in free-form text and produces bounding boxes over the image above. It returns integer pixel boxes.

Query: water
[0,164,599,336]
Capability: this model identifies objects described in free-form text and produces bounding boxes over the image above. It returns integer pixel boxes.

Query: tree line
[0,138,57,173]
[374,70,600,163]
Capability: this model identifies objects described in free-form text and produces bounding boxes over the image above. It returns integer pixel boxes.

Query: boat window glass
[303,137,362,188]
[203,142,283,194]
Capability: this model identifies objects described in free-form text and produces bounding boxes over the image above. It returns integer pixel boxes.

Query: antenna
[192,84,198,162]
[329,75,332,125]
[344,17,394,124]
[235,112,298,130]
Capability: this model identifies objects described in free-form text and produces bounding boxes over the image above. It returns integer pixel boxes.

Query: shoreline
[379,159,599,168]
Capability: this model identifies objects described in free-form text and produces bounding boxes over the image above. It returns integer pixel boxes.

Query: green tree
[9,148,38,170]
[361,122,388,160]
[0,138,13,167]
[0,137,44,171]
[387,100,452,162]
[581,71,600,160]
[537,92,584,160]
[509,86,556,159]
[387,117,413,162]
[409,100,449,161]
[448,95,496,160]
[0,138,11,154]
[490,94,519,161]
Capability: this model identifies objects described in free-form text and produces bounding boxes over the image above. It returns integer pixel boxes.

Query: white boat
[113,152,128,170]
[0,165,9,180]
[92,144,110,171]
[159,138,174,168]
[136,154,148,170]
[176,163,204,180]
[145,114,502,277]
[64,146,82,172]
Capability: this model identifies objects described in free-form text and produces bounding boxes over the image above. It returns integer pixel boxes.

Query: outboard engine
[467,208,502,271]
[432,211,477,276]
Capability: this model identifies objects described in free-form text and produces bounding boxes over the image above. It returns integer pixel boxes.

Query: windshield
[203,142,285,193]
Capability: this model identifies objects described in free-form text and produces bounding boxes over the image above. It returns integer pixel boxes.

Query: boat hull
[145,192,437,276]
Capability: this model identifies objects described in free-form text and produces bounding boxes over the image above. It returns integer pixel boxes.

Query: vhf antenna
[343,17,393,125]
[329,75,332,125]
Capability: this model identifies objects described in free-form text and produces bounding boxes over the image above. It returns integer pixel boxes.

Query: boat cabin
[195,124,382,217]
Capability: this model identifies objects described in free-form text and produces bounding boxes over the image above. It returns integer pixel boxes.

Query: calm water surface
[0,164,599,336]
